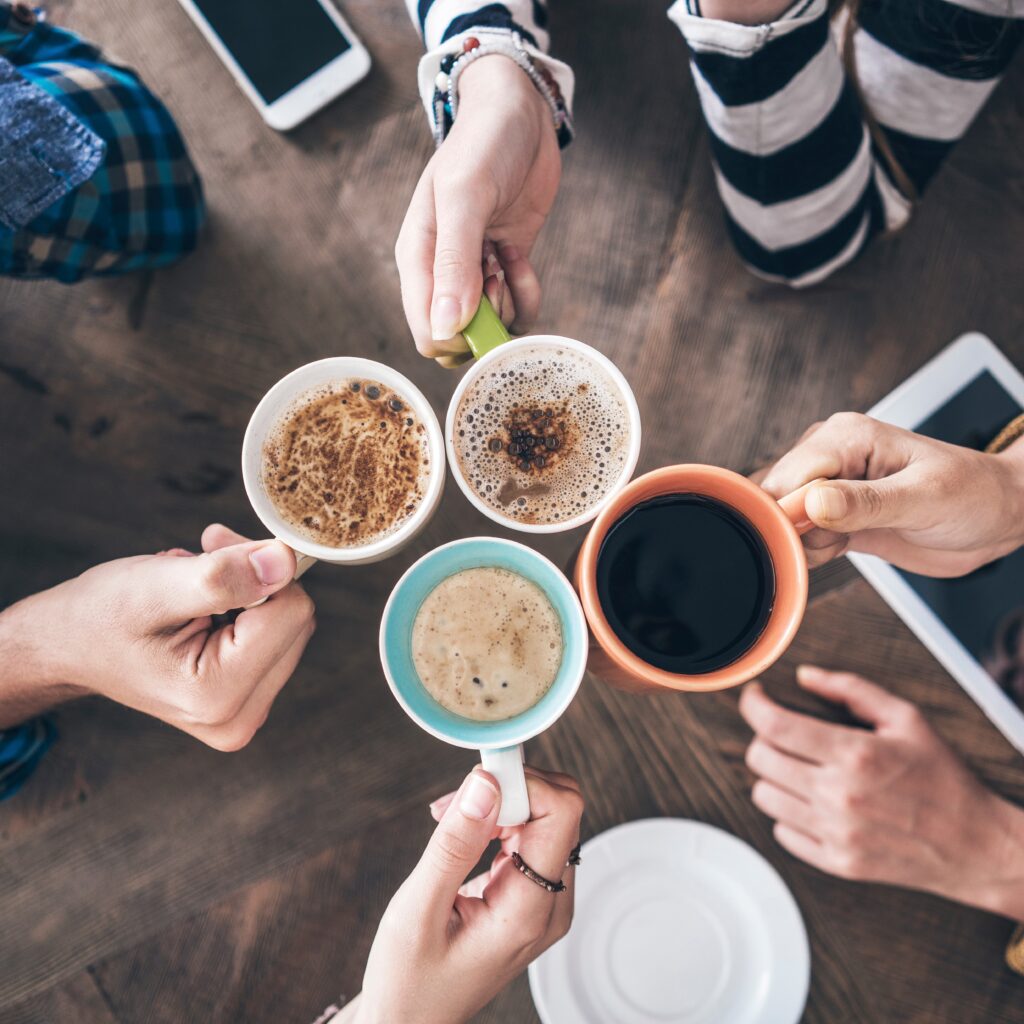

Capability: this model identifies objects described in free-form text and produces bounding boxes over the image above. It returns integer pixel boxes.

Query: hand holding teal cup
[380,537,588,827]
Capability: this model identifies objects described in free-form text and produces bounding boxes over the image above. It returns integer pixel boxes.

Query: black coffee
[595,494,775,674]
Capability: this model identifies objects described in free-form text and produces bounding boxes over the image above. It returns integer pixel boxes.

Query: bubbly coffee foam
[262,378,430,548]
[454,345,630,525]
[412,567,562,722]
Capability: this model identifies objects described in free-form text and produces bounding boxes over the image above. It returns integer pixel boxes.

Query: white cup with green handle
[446,296,642,533]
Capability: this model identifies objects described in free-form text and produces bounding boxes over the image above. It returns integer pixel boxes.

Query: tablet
[847,333,1024,755]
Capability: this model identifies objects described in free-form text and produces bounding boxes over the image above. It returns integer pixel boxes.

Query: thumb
[429,188,488,343]
[804,477,914,534]
[149,539,297,620]
[404,768,501,918]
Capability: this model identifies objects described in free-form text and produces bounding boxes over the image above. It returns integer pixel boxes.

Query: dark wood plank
[1,0,1022,1020]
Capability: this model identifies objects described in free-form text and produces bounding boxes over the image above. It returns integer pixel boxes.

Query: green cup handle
[462,295,512,359]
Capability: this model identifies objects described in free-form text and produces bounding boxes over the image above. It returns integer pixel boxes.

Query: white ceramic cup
[445,335,642,534]
[242,357,446,568]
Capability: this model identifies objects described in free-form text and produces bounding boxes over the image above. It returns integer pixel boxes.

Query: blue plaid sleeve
[0,2,204,283]
[0,718,55,800]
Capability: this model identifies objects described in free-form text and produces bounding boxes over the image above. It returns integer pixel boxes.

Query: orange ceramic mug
[573,465,815,693]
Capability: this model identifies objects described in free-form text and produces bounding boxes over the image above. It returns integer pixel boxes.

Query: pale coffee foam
[411,567,562,722]
[453,344,630,525]
[262,379,431,549]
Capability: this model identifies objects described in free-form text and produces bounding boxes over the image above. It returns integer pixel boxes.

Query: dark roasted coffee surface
[262,379,430,548]
[596,494,776,674]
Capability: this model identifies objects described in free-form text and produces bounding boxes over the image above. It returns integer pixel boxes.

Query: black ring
[567,843,582,867]
[511,851,566,893]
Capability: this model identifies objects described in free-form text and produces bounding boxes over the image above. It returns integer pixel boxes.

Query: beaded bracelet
[431,32,574,150]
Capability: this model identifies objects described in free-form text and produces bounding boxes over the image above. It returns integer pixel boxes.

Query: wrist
[953,796,1024,920]
[0,585,87,727]
[457,53,551,124]
[995,439,1024,552]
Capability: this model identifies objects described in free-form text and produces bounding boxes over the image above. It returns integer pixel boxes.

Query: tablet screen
[898,371,1024,709]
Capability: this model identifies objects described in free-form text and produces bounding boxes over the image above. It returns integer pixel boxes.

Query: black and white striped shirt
[408,0,1022,287]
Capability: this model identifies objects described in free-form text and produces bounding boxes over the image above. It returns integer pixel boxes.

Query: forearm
[698,0,794,24]
[0,589,83,728]
[995,438,1024,555]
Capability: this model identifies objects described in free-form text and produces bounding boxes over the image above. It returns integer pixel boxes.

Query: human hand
[740,666,1024,919]
[0,524,315,748]
[759,413,1024,575]
[350,765,583,1024]
[395,54,561,367]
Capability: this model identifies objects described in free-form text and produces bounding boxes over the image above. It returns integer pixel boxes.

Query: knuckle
[827,411,869,435]
[415,336,443,358]
[844,741,876,777]
[560,787,586,825]
[750,779,770,810]
[834,821,866,850]
[894,701,923,730]
[758,706,786,740]
[831,847,866,880]
[833,784,862,814]
[860,483,885,519]
[197,557,232,612]
[433,245,470,277]
[429,829,475,873]
[205,721,257,752]
[525,916,550,947]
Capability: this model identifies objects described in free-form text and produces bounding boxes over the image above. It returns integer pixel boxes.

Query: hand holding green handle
[462,295,512,359]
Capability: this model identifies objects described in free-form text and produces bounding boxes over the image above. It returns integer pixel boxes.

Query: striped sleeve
[0,719,55,800]
[668,0,1023,288]
[405,1,575,142]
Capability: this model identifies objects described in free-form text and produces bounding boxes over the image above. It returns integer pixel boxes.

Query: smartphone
[175,0,371,130]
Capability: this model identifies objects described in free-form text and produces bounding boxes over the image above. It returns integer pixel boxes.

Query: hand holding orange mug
[574,465,817,693]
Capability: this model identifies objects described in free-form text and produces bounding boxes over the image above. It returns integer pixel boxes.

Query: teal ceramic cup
[380,537,588,827]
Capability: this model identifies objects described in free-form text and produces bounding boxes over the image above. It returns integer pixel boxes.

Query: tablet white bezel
[847,332,1024,754]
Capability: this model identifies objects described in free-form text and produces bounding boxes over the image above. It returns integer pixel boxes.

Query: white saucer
[528,819,810,1024]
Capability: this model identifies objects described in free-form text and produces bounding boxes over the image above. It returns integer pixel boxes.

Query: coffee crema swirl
[453,345,630,525]
[262,379,430,548]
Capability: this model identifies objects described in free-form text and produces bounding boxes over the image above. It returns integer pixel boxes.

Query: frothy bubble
[453,345,631,525]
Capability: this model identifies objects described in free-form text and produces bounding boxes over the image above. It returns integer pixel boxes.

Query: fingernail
[797,664,824,682]
[810,485,847,524]
[431,295,461,341]
[459,771,497,820]
[484,250,501,276]
[249,543,292,586]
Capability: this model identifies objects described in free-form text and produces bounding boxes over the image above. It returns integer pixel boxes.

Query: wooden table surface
[2,2,1023,1021]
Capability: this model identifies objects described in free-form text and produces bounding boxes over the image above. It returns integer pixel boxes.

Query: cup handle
[246,550,318,608]
[462,295,512,360]
[481,744,529,827]
[294,552,317,579]
[777,478,828,536]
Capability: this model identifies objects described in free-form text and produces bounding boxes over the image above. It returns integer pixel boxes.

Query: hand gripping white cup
[446,297,642,534]
[242,357,445,572]
[380,537,588,827]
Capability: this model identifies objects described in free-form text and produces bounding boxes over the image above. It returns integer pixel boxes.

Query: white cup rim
[242,357,446,564]
[444,335,642,534]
